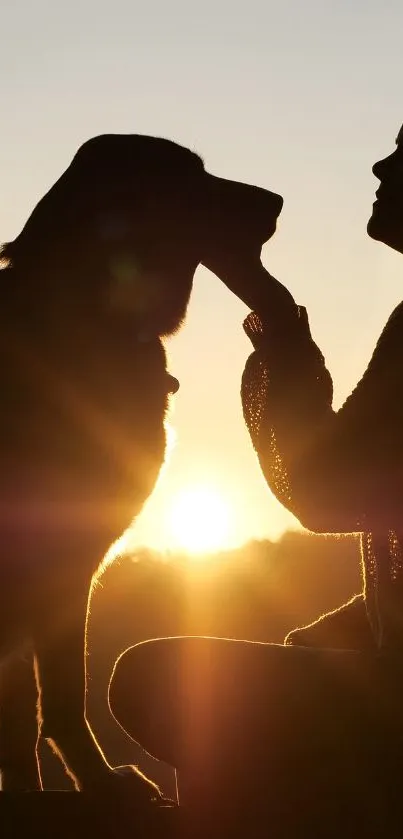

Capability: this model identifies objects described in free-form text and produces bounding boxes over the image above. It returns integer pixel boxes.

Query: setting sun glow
[168,485,232,556]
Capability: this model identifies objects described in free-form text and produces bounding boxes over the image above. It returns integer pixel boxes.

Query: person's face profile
[367,124,403,254]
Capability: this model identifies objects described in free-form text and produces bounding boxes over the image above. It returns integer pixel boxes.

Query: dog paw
[88,764,175,808]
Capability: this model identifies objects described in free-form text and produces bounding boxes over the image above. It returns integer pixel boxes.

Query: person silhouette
[109,125,403,828]
[238,123,403,652]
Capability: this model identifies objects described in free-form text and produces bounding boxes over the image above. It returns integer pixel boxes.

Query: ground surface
[1,792,402,838]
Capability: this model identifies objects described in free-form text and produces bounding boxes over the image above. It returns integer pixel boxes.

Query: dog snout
[267,190,283,217]
[234,180,283,221]
[206,174,283,232]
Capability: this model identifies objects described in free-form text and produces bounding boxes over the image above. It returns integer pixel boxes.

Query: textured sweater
[241,303,403,649]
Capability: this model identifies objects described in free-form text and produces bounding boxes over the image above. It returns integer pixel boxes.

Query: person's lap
[109,637,403,822]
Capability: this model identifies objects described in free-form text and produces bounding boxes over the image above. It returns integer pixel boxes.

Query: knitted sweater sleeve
[241,303,403,533]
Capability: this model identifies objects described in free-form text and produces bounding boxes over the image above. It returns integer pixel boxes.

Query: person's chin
[367,207,403,254]
[367,212,383,241]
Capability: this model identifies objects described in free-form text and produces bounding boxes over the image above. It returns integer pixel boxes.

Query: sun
[168,485,232,556]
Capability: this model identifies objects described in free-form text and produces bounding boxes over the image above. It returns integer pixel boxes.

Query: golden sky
[1,0,403,551]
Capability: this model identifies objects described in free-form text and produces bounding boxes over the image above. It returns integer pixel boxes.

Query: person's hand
[203,248,297,325]
[198,210,295,318]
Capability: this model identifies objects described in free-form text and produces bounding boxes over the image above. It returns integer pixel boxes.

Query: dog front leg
[33,584,163,803]
[0,651,42,790]
[33,585,112,791]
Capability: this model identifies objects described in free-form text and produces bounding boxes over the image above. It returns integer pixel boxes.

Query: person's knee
[109,637,191,765]
[108,638,185,744]
[109,642,152,736]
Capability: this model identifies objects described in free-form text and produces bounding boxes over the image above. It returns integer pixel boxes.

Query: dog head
[1,135,283,336]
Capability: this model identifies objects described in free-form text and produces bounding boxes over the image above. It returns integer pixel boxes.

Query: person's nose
[372,153,394,182]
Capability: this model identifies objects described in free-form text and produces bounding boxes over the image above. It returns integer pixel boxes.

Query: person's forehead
[396,124,403,145]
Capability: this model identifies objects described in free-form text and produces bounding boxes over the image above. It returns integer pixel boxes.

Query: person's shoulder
[377,301,403,345]
[386,300,403,325]
[368,301,403,374]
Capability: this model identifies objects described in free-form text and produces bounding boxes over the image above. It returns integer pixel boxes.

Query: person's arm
[241,300,403,534]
